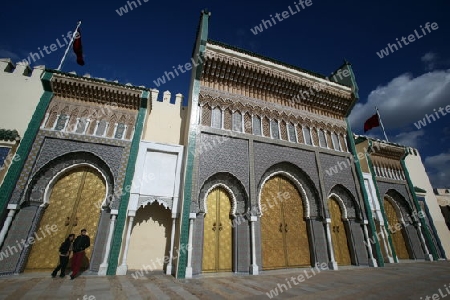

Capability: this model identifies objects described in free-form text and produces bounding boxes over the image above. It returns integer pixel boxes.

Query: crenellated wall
[0,59,45,138]
[143,90,187,145]
[0,59,45,185]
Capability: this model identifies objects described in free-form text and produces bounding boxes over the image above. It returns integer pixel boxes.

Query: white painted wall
[127,202,172,271]
[0,59,44,137]
[123,141,184,273]
[404,149,450,258]
[143,90,187,145]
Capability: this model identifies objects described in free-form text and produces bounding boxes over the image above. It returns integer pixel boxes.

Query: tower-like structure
[176,10,379,279]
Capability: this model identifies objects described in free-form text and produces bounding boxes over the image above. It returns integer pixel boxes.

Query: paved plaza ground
[0,261,449,299]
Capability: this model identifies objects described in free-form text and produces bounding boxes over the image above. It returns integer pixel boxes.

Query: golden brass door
[328,198,351,265]
[261,177,285,269]
[261,176,310,270]
[202,188,232,272]
[26,166,105,271]
[384,198,410,259]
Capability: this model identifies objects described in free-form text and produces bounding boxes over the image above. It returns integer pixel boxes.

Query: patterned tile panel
[377,181,415,221]
[197,133,250,197]
[349,220,369,265]
[253,142,320,192]
[253,142,322,217]
[9,130,130,211]
[0,205,38,274]
[405,225,425,259]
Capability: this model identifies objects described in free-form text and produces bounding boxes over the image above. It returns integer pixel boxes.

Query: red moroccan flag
[364,113,380,132]
[73,28,85,66]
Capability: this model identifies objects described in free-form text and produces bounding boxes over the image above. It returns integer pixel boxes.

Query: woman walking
[51,234,75,278]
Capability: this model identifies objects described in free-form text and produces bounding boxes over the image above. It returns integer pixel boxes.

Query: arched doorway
[384,197,410,259]
[25,166,105,271]
[202,187,232,272]
[127,202,172,271]
[261,175,310,270]
[327,198,351,265]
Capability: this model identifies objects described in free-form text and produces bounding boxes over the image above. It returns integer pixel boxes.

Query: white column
[293,124,299,143]
[416,223,433,261]
[343,134,349,152]
[363,220,377,267]
[116,211,135,275]
[381,225,395,263]
[166,217,177,275]
[221,108,225,130]
[260,117,263,136]
[185,213,196,278]
[98,212,117,275]
[299,125,304,144]
[277,121,281,140]
[198,106,202,125]
[382,167,388,178]
[325,219,338,270]
[0,207,17,247]
[269,119,273,138]
[249,216,259,275]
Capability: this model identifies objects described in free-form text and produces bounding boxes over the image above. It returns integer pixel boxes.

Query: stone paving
[0,261,449,300]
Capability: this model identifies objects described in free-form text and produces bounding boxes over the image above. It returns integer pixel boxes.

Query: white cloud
[349,69,450,130]
[421,52,437,71]
[424,151,450,188]
[391,130,425,148]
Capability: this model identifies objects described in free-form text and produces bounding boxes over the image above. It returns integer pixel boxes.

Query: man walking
[70,229,90,279]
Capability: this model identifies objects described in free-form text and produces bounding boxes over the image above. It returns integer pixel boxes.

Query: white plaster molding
[128,141,184,215]
[328,192,349,220]
[257,171,311,218]
[202,184,237,217]
[40,163,109,208]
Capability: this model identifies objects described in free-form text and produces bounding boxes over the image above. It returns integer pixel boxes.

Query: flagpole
[376,106,389,142]
[56,20,82,71]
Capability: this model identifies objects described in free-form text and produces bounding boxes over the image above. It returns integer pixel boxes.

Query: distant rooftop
[354,134,408,149]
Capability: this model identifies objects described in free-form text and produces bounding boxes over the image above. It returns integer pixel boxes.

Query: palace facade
[0,10,446,280]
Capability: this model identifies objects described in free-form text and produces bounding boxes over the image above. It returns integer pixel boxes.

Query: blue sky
[0,0,448,187]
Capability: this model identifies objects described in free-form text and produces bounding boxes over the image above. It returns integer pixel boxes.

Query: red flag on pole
[73,28,85,66]
[364,113,380,132]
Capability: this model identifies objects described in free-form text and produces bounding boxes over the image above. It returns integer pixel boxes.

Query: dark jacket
[59,239,72,256]
[73,235,90,253]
